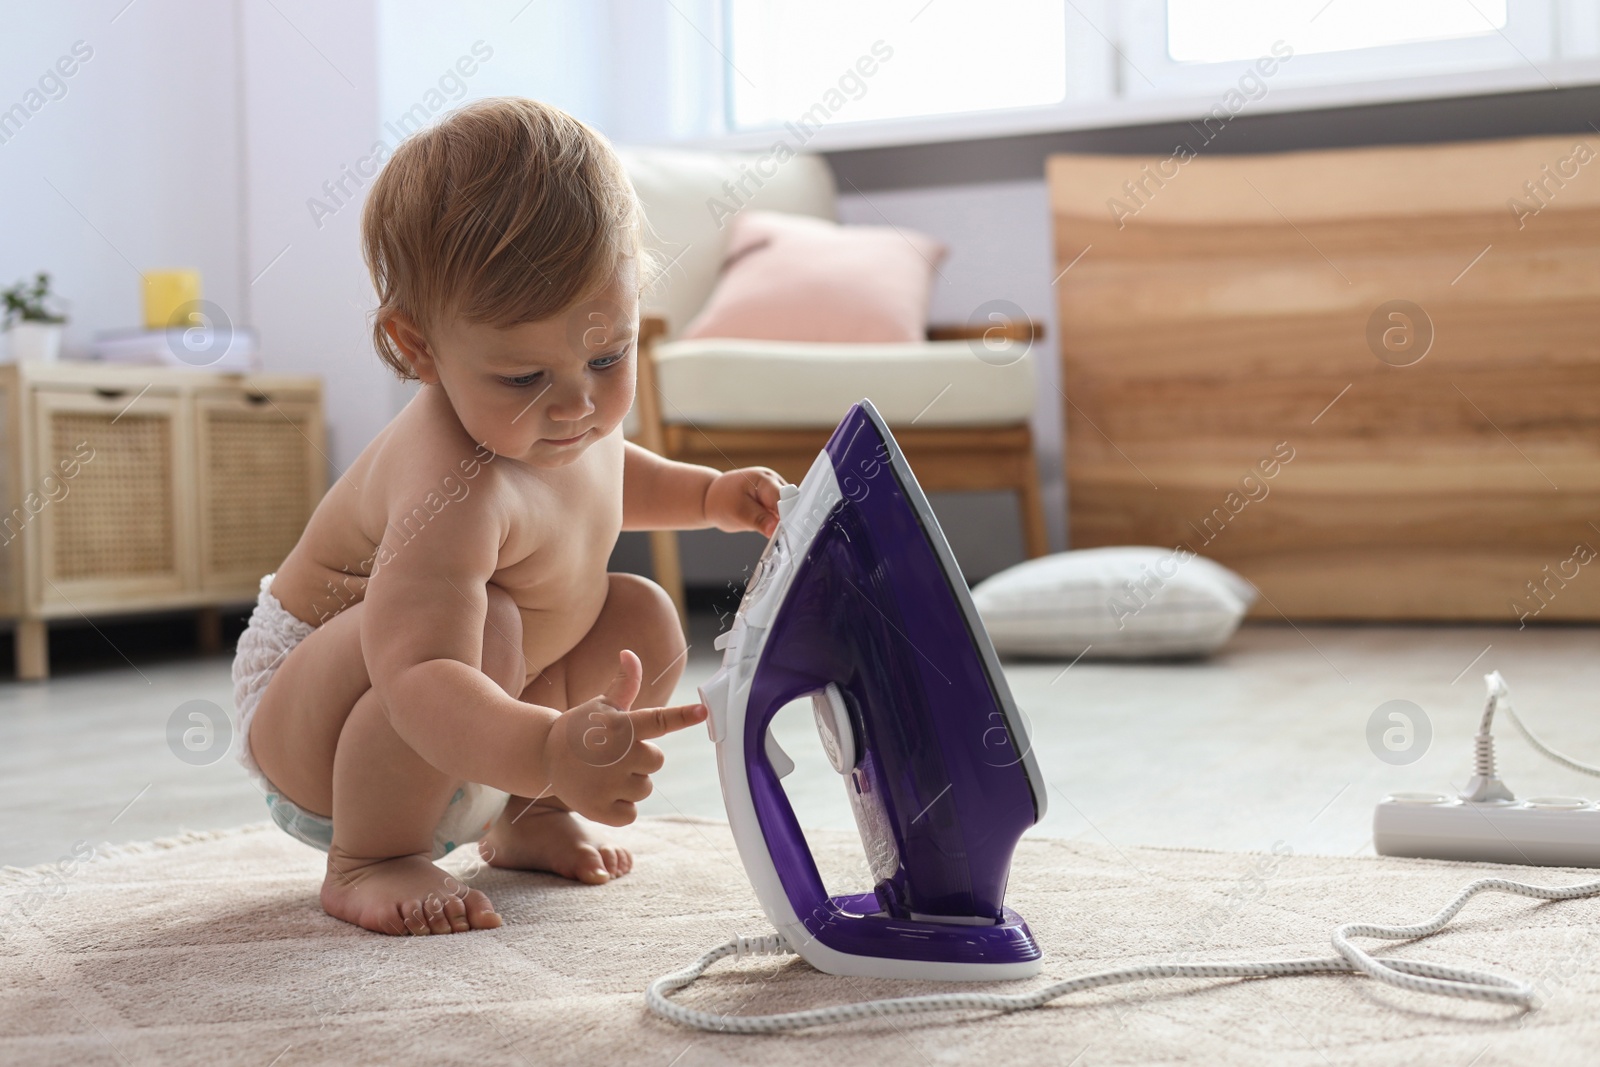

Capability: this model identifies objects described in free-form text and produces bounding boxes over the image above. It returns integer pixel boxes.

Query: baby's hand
[705,466,785,537]
[541,650,707,826]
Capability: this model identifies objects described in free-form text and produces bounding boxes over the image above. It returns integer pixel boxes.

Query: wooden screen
[1048,135,1600,620]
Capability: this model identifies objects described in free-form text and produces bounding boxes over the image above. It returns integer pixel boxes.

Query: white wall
[239,0,387,472]
[376,0,609,126]
[0,0,244,359]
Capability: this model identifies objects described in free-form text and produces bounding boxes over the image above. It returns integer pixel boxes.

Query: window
[723,0,1070,130]
[1166,0,1509,64]
[1126,0,1549,100]
[708,1,1593,148]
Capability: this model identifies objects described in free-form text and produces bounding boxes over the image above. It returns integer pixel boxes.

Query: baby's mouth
[544,429,590,446]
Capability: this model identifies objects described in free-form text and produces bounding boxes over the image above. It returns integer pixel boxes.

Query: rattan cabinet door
[195,389,325,598]
[30,387,193,614]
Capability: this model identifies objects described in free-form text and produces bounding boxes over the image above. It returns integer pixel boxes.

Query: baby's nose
[544,387,596,422]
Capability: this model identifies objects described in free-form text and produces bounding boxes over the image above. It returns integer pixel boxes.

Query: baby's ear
[386,314,439,383]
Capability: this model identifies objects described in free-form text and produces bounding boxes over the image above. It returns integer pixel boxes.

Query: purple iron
[697,399,1046,980]
[654,412,1600,1026]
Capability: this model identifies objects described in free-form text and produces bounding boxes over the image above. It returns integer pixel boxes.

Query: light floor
[3,617,1598,871]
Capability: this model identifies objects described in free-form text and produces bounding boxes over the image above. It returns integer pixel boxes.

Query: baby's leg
[481,573,687,883]
[250,582,525,935]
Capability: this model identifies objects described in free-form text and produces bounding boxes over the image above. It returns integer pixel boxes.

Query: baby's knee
[481,582,525,696]
[607,573,685,658]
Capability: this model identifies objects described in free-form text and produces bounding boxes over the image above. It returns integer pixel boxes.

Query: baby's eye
[499,372,544,387]
[588,352,626,370]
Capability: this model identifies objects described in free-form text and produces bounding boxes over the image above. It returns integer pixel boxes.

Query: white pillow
[970,547,1256,660]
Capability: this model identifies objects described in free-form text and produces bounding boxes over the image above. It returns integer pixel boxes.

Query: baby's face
[425,262,639,467]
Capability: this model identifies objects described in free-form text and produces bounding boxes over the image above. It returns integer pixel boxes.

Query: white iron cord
[647,875,1600,1032]
[649,675,1600,1033]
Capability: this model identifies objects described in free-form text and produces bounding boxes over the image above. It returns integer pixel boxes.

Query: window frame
[694,0,1596,153]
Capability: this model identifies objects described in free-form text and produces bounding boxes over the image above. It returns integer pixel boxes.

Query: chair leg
[650,529,688,630]
[197,606,223,655]
[1018,455,1051,559]
[16,618,47,681]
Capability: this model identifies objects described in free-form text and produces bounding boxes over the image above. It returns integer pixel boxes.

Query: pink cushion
[679,211,947,344]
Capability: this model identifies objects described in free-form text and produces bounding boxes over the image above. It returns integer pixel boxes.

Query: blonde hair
[361,96,641,379]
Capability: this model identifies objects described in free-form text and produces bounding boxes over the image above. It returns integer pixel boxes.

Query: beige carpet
[3,817,1599,1067]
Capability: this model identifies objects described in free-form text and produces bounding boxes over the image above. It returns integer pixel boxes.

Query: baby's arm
[360,510,541,791]
[622,441,784,536]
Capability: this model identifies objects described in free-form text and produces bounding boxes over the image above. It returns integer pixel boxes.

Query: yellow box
[142,269,202,330]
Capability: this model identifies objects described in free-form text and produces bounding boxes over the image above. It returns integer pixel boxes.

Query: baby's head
[362,97,642,466]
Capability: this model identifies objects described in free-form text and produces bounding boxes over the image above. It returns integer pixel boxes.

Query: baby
[231,97,783,936]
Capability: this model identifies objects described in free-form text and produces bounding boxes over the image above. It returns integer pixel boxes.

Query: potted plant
[2,272,67,363]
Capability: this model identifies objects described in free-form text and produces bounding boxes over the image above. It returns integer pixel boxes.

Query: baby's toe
[599,845,627,879]
[401,899,430,936]
[616,847,633,877]
[443,894,470,933]
[423,894,453,935]
[575,845,610,885]
[464,888,502,929]
[370,902,407,936]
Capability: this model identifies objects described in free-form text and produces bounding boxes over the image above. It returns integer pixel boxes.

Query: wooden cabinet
[0,363,325,678]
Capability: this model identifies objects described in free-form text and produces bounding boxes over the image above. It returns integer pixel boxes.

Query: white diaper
[231,573,509,860]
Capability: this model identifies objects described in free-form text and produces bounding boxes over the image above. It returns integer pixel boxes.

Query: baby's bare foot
[320,847,502,936]
[480,799,632,885]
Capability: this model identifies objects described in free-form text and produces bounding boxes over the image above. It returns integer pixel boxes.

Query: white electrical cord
[649,673,1600,1033]
[1484,671,1600,779]
[647,875,1600,1032]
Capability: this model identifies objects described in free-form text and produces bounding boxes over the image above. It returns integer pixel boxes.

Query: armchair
[619,148,1048,619]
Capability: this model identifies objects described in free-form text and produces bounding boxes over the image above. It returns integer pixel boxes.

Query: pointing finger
[626,702,708,740]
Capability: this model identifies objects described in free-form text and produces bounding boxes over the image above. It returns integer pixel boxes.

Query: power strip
[1371,672,1600,868]
[1374,792,1600,867]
